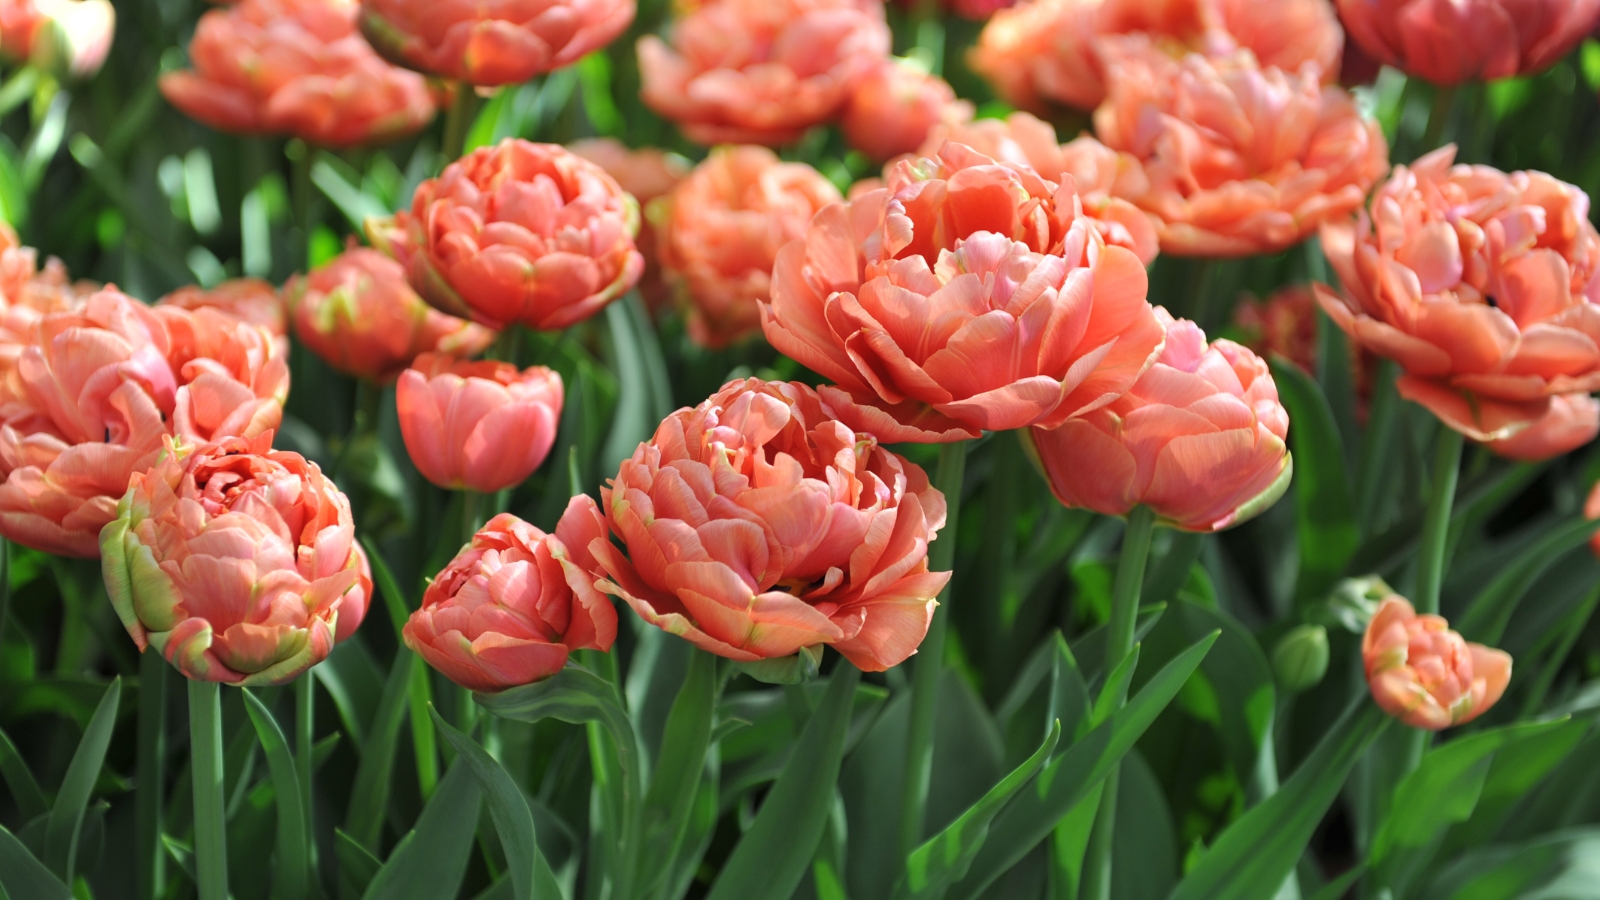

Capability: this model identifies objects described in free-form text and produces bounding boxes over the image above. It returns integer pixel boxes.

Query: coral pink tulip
[762,141,1165,441]
[1028,310,1292,531]
[574,378,948,670]
[101,433,371,684]
[396,352,563,493]
[0,290,287,557]
[655,145,841,349]
[1586,480,1600,557]
[1092,40,1389,257]
[637,0,891,146]
[970,0,1342,112]
[159,279,288,340]
[0,0,114,79]
[1337,0,1600,86]
[360,0,635,86]
[842,61,960,163]
[1317,146,1600,441]
[370,139,644,331]
[160,0,436,148]
[568,138,689,313]
[285,247,494,383]
[1363,596,1511,730]
[403,506,616,692]
[1485,393,1599,461]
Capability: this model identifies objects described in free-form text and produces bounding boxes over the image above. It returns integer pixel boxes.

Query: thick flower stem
[442,84,480,162]
[1083,504,1158,900]
[897,440,968,866]
[1415,426,1463,616]
[136,651,167,900]
[189,679,229,900]
[294,672,315,876]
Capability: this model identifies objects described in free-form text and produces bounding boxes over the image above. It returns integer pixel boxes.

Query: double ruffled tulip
[572,378,948,670]
[101,433,371,684]
[159,279,288,341]
[1485,393,1600,461]
[1317,146,1600,441]
[637,0,891,146]
[1092,40,1389,257]
[285,247,493,383]
[970,0,1342,112]
[403,506,616,692]
[396,353,563,493]
[1363,595,1511,730]
[655,145,841,348]
[1337,0,1600,86]
[568,138,689,312]
[360,0,635,86]
[1028,311,1292,532]
[160,0,436,148]
[0,290,287,557]
[0,0,114,80]
[762,141,1165,441]
[842,61,960,162]
[370,139,644,331]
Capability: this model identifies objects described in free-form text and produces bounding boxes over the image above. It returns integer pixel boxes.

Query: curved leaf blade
[241,689,308,900]
[44,676,120,882]
[345,647,414,851]
[362,761,482,900]
[1271,357,1358,602]
[0,824,69,900]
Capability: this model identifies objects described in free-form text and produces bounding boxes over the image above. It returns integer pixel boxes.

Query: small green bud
[1272,624,1329,694]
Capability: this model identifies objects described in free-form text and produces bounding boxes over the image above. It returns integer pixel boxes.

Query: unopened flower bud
[1272,625,1329,694]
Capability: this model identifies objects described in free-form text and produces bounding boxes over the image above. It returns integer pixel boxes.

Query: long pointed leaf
[345,647,414,851]
[362,761,483,900]
[638,649,717,897]
[241,689,308,900]
[0,824,69,899]
[43,676,120,882]
[1271,358,1358,602]
[361,536,412,641]
[0,727,47,820]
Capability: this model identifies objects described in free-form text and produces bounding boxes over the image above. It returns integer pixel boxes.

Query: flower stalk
[189,678,229,900]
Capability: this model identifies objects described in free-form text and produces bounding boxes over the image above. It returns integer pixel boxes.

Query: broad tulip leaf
[1171,700,1389,900]
[1439,718,1588,855]
[345,646,414,851]
[947,631,1218,900]
[0,727,46,820]
[638,649,718,897]
[362,761,482,900]
[360,536,412,640]
[1456,516,1597,644]
[601,292,672,473]
[241,689,308,900]
[706,664,862,900]
[1050,634,1091,743]
[1422,827,1600,900]
[0,824,69,900]
[43,676,119,882]
[1306,865,1364,900]
[1271,357,1358,602]
[336,828,383,897]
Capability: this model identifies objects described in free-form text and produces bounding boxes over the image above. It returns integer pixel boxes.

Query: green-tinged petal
[98,518,143,646]
[1225,452,1293,532]
[126,535,182,634]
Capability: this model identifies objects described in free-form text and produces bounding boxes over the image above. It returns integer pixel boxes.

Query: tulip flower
[1027,310,1292,532]
[1317,146,1600,441]
[1091,40,1389,258]
[0,0,114,80]
[842,61,960,163]
[0,289,287,557]
[396,352,563,493]
[369,139,644,331]
[1485,393,1600,461]
[403,505,616,692]
[568,138,689,313]
[359,0,635,86]
[159,0,436,148]
[159,279,287,340]
[655,145,841,349]
[285,247,494,383]
[969,0,1342,112]
[1362,596,1511,730]
[637,0,891,146]
[1337,0,1600,86]
[762,141,1165,441]
[101,433,372,685]
[1586,480,1600,558]
[574,378,948,671]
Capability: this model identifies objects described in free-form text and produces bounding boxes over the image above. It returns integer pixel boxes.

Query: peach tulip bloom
[842,61,960,163]
[396,353,563,493]
[762,141,1165,441]
[655,146,841,349]
[1485,393,1599,461]
[285,247,493,383]
[1337,0,1600,86]
[918,109,1159,263]
[1586,480,1600,557]
[637,0,891,146]
[970,0,1342,112]
[370,139,644,331]
[0,0,114,80]
[1028,310,1291,531]
[1363,596,1511,730]
[101,433,372,684]
[568,138,690,313]
[160,0,436,148]
[0,290,287,557]
[1092,40,1389,258]
[360,0,635,86]
[1317,146,1600,442]
[404,506,616,692]
[571,378,948,670]
[159,279,287,340]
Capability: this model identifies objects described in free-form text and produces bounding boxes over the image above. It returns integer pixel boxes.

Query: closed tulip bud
[285,247,494,383]
[403,506,617,692]
[101,434,372,685]
[396,353,563,493]
[1362,596,1511,730]
[1272,624,1329,693]
[1338,0,1600,86]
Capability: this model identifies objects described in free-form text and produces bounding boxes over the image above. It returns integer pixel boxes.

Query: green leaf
[638,650,718,897]
[1455,516,1597,644]
[311,156,388,230]
[344,647,414,851]
[1049,635,1091,742]
[1423,827,1600,899]
[1171,700,1389,900]
[0,728,47,820]
[947,631,1218,900]
[707,664,862,900]
[336,828,383,897]
[1305,865,1363,900]
[897,719,1062,900]
[476,663,637,779]
[241,689,308,900]
[601,293,661,474]
[361,537,412,641]
[43,676,119,883]
[362,761,483,900]
[0,824,69,899]
[1271,358,1358,602]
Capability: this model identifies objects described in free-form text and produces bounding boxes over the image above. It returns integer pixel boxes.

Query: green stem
[461,490,485,546]
[189,679,229,900]
[1415,426,1464,615]
[493,326,521,364]
[1082,504,1158,900]
[442,85,480,162]
[897,440,969,864]
[289,142,314,271]
[294,672,315,875]
[1421,85,1457,154]
[136,651,167,900]
[1355,361,1401,535]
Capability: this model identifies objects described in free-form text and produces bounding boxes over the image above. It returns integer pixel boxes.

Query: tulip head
[568,138,689,313]
[1337,0,1600,87]
[842,60,960,163]
[1362,596,1511,730]
[159,279,288,339]
[1485,393,1599,461]
[1,0,115,80]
